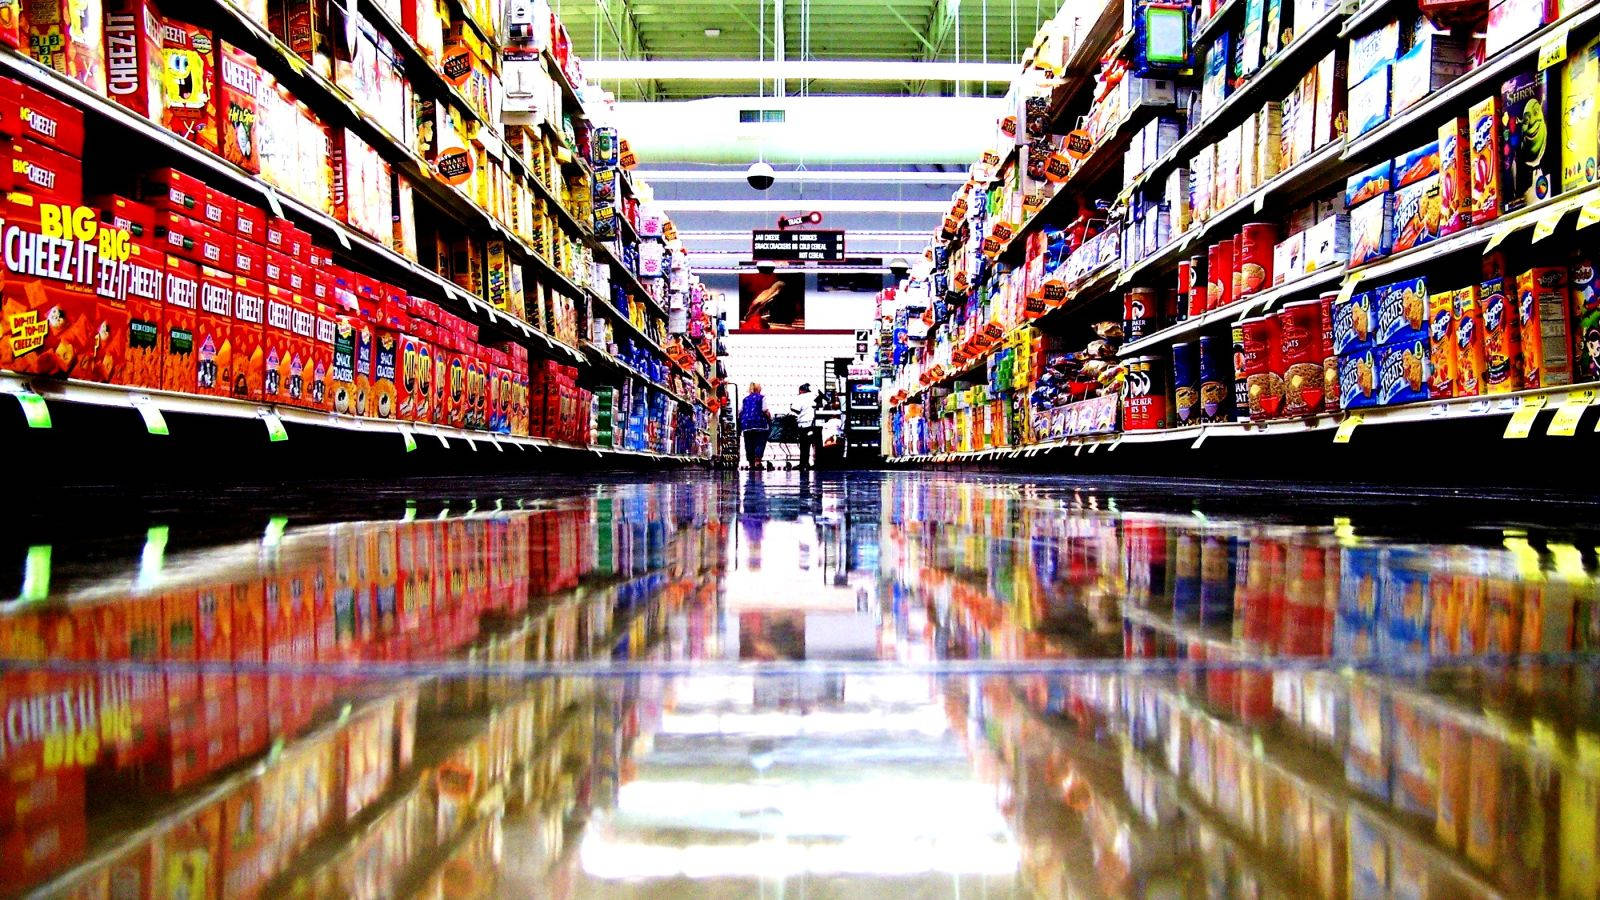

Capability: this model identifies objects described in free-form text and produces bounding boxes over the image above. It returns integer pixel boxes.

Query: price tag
[9,391,50,428]
[1336,271,1365,306]
[1190,427,1211,448]
[1333,414,1364,443]
[1580,196,1600,230]
[1538,26,1569,70]
[132,397,168,435]
[1532,206,1565,243]
[464,435,478,451]
[1547,389,1595,435]
[400,427,417,452]
[488,433,504,451]
[1467,398,1492,414]
[435,429,450,448]
[1086,441,1100,453]
[332,227,351,250]
[261,410,287,442]
[261,188,285,219]
[1503,395,1547,438]
[1106,438,1123,452]
[1429,402,1448,416]
[1254,191,1268,213]
[1483,222,1516,252]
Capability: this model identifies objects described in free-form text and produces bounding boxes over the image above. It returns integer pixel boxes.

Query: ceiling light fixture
[705,27,721,37]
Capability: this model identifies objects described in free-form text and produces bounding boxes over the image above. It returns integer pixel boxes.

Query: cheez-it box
[286,293,316,407]
[199,186,233,229]
[232,236,263,279]
[9,139,83,204]
[104,0,164,120]
[160,19,217,152]
[0,84,87,157]
[263,284,296,404]
[143,167,204,215]
[94,193,156,243]
[216,41,260,173]
[0,194,115,378]
[160,253,199,392]
[234,201,264,244]
[194,262,233,395]
[120,241,165,388]
[26,0,107,94]
[230,275,265,400]
[155,210,205,263]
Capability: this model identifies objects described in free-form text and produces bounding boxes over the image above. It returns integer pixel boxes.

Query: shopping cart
[766,413,801,470]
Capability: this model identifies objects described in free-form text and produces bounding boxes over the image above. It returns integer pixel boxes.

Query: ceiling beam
[584,59,1016,81]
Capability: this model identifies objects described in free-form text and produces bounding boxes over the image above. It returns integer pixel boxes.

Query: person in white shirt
[791,383,822,470]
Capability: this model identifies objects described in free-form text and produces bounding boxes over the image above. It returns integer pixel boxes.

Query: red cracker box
[309,266,333,305]
[155,209,205,262]
[25,0,106,93]
[197,220,231,270]
[262,215,291,253]
[312,301,336,410]
[199,185,233,229]
[444,340,466,428]
[104,0,164,120]
[0,195,107,378]
[262,247,293,287]
[88,244,130,385]
[159,19,218,152]
[285,223,310,261]
[194,263,232,395]
[160,252,198,392]
[287,294,316,407]
[370,303,406,419]
[143,167,204,215]
[93,193,156,243]
[431,325,450,426]
[119,241,165,388]
[286,260,308,294]
[262,283,295,403]
[328,311,362,415]
[216,42,260,173]
[0,84,87,157]
[231,235,262,278]
[10,139,83,204]
[233,201,264,244]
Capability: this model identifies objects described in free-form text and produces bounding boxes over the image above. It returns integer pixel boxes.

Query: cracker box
[1562,37,1600,192]
[1376,277,1429,347]
[1393,141,1440,189]
[372,321,399,419]
[1515,265,1571,388]
[143,167,203,215]
[1350,195,1393,265]
[467,350,488,429]
[1377,338,1430,405]
[1333,290,1376,355]
[94,193,156,243]
[328,310,359,415]
[233,201,264,245]
[312,302,335,410]
[104,0,164,120]
[1438,117,1472,236]
[1452,285,1488,396]
[155,210,204,262]
[399,329,430,421]
[1348,66,1390,138]
[263,284,295,404]
[160,252,198,392]
[444,341,465,428]
[231,236,262,279]
[1346,159,1392,207]
[159,19,217,152]
[1468,96,1502,224]
[263,248,293,287]
[194,263,233,395]
[0,195,109,378]
[1571,255,1600,381]
[1313,49,1345,148]
[287,294,315,407]
[2,84,86,157]
[351,310,373,416]
[263,215,291,253]
[1427,289,1457,399]
[216,42,260,173]
[198,185,232,230]
[485,237,509,310]
[196,220,230,270]
[120,240,164,388]
[1499,69,1555,213]
[26,0,106,93]
[1392,175,1441,254]
[1479,276,1522,392]
[1338,348,1379,409]
[10,139,83,204]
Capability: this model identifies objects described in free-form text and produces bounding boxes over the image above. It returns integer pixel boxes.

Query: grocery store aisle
[3,471,1598,896]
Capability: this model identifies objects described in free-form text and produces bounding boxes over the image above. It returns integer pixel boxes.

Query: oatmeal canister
[1198,334,1232,422]
[1239,313,1285,420]
[1279,298,1328,415]
[1172,341,1200,424]
[1124,355,1169,430]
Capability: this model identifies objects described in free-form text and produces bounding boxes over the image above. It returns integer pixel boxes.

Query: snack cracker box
[1,85,86,157]
[0,195,113,378]
[263,283,295,404]
[155,210,205,262]
[1438,117,1472,235]
[160,252,198,392]
[194,263,232,395]
[1479,276,1522,392]
[432,328,452,425]
[287,294,315,407]
[216,42,260,173]
[1377,338,1430,405]
[143,167,203,214]
[199,185,232,229]
[120,240,164,388]
[1469,96,1501,224]
[444,342,465,427]
[231,236,262,279]
[104,0,164,119]
[312,302,336,410]
[1563,37,1600,191]
[399,330,430,421]
[26,0,106,93]
[233,201,264,244]
[1427,289,1457,399]
[1515,265,1571,388]
[1392,175,1441,254]
[1499,69,1555,213]
[263,248,293,287]
[10,139,83,204]
[329,312,360,415]
[466,350,488,429]
[1570,255,1600,382]
[196,220,230,270]
[1452,285,1488,396]
[94,193,155,242]
[160,19,217,152]
[372,322,399,419]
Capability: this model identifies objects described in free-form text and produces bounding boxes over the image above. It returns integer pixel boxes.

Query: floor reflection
[0,472,1597,897]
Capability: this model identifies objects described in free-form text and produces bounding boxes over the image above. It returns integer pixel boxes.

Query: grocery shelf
[1340,0,1401,37]
[1118,266,1345,357]
[1194,0,1243,47]
[1043,0,1125,127]
[593,240,669,319]
[581,342,695,407]
[590,292,675,362]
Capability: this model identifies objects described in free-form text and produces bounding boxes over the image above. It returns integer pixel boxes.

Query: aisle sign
[752,229,846,261]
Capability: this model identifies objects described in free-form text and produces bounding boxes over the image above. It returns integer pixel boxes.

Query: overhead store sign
[752,229,845,262]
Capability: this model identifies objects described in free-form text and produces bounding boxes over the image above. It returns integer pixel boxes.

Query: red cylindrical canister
[1178,258,1194,318]
[1189,253,1208,316]
[1238,222,1277,296]
[1279,298,1327,415]
[1124,287,1158,340]
[1239,313,1283,420]
[1230,235,1245,301]
[1319,292,1339,410]
[1123,355,1169,431]
[1208,240,1234,311]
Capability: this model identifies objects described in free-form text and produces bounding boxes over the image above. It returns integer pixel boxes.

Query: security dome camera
[888,257,910,278]
[746,162,776,190]
[755,260,777,275]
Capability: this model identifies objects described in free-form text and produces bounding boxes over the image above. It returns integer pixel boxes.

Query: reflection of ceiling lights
[582,836,1018,880]
[705,27,721,37]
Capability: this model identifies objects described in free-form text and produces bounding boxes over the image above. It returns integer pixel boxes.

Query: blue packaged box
[1349,66,1392,137]
[1373,277,1429,346]
[1338,348,1380,409]
[1332,290,1377,355]
[1377,337,1431,405]
[1346,159,1393,207]
[1347,19,1400,86]
[1393,140,1440,188]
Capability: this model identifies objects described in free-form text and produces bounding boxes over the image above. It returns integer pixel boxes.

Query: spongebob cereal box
[1562,37,1600,192]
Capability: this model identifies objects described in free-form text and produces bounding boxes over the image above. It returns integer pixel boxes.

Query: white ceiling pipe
[612,95,1003,164]
[657,199,948,212]
[585,59,1018,82]
[636,170,969,183]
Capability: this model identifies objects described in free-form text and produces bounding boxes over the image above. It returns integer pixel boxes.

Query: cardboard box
[263,248,293,287]
[1,84,87,157]
[1428,288,1457,399]
[399,330,431,421]
[1377,338,1430,405]
[1350,194,1394,265]
[9,138,82,203]
[231,236,263,279]
[194,263,233,395]
[1487,0,1548,58]
[143,167,204,215]
[1562,36,1600,192]
[1469,96,1502,224]
[233,201,264,244]
[1480,275,1522,392]
[287,294,316,407]
[104,0,164,120]
[199,186,233,230]
[1305,213,1351,271]
[262,283,294,403]
[1452,285,1488,396]
[312,302,335,410]
[1348,66,1389,138]
[1347,20,1398,86]
[159,18,218,152]
[216,42,260,173]
[1515,265,1571,388]
[1392,175,1441,254]
[1438,117,1472,236]
[1391,33,1468,114]
[1499,68,1555,213]
[1346,159,1392,207]
[1374,277,1429,346]
[0,196,103,378]
[26,0,106,92]
[161,253,198,392]
[1393,141,1440,189]
[94,193,156,243]
[120,241,165,388]
[197,221,231,271]
[1313,50,1345,148]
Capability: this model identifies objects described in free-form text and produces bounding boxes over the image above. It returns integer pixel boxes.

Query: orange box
[1479,276,1521,393]
[399,330,431,422]
[94,193,156,244]
[1468,96,1501,225]
[231,236,262,279]
[1516,266,1571,388]
[215,42,259,173]
[262,247,293,287]
[444,344,465,428]
[143,167,204,216]
[104,0,165,120]
[194,263,232,395]
[88,259,130,385]
[198,186,232,230]
[229,276,264,400]
[263,284,295,404]
[25,0,106,93]
[466,350,488,429]
[119,242,165,388]
[160,18,217,152]
[287,295,315,408]
[312,303,336,411]
[1427,289,1457,399]
[160,253,199,392]
[233,201,264,245]
[0,194,100,378]
[197,220,231,271]
[155,210,206,264]
[0,84,87,157]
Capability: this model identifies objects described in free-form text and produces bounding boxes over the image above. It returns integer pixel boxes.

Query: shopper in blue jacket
[739,383,772,468]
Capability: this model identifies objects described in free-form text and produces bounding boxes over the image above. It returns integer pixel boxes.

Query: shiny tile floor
[3,471,1599,897]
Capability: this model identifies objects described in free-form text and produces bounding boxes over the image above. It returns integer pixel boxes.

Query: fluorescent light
[635,170,969,184]
[704,27,721,37]
[586,60,1018,82]
[657,199,947,213]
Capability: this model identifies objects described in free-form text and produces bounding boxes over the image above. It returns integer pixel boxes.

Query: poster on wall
[737,272,807,331]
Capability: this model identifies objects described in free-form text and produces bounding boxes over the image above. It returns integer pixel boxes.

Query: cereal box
[216,42,260,173]
[1333,290,1376,354]
[1377,338,1430,405]
[1391,33,1468,115]
[1570,255,1600,382]
[194,263,232,395]
[160,19,217,152]
[26,0,106,93]
[1479,276,1522,392]
[1338,348,1379,409]
[1452,285,1488,396]
[1375,277,1428,347]
[263,284,295,404]
[1562,37,1600,191]
[1346,160,1392,207]
[1347,20,1398,86]
[120,241,164,388]
[104,0,164,120]
[1393,141,1440,189]
[160,252,198,392]
[1350,195,1393,265]
[1438,117,1472,236]
[1500,68,1555,213]
[286,294,315,407]
[1469,96,1501,224]
[1392,175,1441,254]
[1427,289,1457,398]
[1516,266,1571,388]
[1348,66,1390,138]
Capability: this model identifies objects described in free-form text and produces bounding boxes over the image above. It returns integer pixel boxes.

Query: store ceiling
[551,0,1055,100]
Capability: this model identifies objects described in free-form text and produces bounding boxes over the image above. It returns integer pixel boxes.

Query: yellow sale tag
[1483,222,1516,252]
[1333,414,1363,443]
[1548,389,1595,435]
[1532,207,1565,242]
[1336,271,1365,305]
[14,392,50,428]
[1580,196,1600,229]
[1503,395,1547,438]
[1539,26,1569,70]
